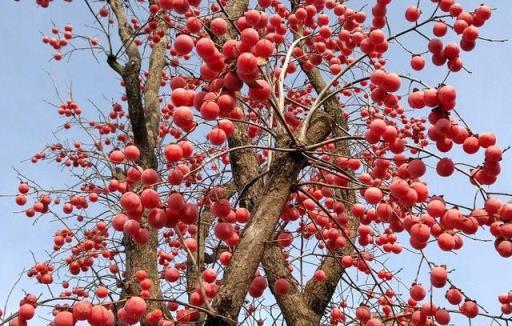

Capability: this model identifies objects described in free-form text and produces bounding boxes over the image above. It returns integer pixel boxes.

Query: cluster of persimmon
[41,24,73,61]
[26,262,54,285]
[56,100,81,117]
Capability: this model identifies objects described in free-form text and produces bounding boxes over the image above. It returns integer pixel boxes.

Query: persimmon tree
[2,0,512,325]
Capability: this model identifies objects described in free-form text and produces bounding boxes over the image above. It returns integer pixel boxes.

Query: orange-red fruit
[209,128,227,145]
[164,268,179,282]
[73,300,93,320]
[435,308,450,325]
[408,159,426,178]
[88,305,114,326]
[124,145,140,161]
[164,144,183,162]
[141,189,161,209]
[446,287,463,305]
[355,305,371,322]
[214,223,234,241]
[196,38,216,58]
[109,150,125,164]
[174,34,194,55]
[313,270,327,281]
[436,158,454,177]
[248,80,271,102]
[430,266,448,288]
[210,18,228,36]
[173,106,195,130]
[19,304,35,321]
[121,192,141,212]
[96,286,109,298]
[273,278,290,295]
[53,311,74,326]
[364,187,383,204]
[460,300,479,318]
[411,55,425,71]
[124,296,147,319]
[410,283,426,301]
[405,6,420,22]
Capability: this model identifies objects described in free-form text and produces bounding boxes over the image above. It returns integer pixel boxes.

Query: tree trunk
[206,114,332,325]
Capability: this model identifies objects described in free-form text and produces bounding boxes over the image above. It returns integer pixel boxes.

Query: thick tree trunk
[107,0,167,323]
[206,114,332,325]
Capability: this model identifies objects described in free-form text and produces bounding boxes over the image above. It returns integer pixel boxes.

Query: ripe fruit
[73,300,92,320]
[410,284,426,302]
[159,0,172,10]
[164,144,183,162]
[208,128,227,145]
[96,286,109,298]
[364,187,383,204]
[174,34,194,55]
[313,270,327,282]
[436,158,454,177]
[435,308,450,325]
[355,305,371,322]
[431,266,448,288]
[382,73,401,92]
[173,107,195,130]
[112,214,128,231]
[124,145,140,161]
[141,189,161,209]
[236,53,258,75]
[53,311,74,326]
[446,287,463,305]
[200,102,220,120]
[196,38,216,58]
[19,304,35,320]
[240,28,259,46]
[405,6,420,22]
[248,80,271,102]
[273,278,290,295]
[249,276,268,298]
[109,150,125,164]
[141,169,160,185]
[88,305,113,326]
[202,268,217,283]
[254,39,273,58]
[433,22,448,37]
[124,296,147,319]
[235,208,250,223]
[210,18,228,36]
[411,55,425,71]
[438,85,456,104]
[214,223,234,241]
[408,159,426,178]
[460,300,479,318]
[164,268,180,282]
[437,233,455,251]
[167,193,185,212]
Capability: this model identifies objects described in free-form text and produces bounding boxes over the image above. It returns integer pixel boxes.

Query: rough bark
[201,0,358,323]
[206,114,332,325]
[300,65,358,318]
[107,0,167,323]
[262,245,320,326]
[209,0,264,211]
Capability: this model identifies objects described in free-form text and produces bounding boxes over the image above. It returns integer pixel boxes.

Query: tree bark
[107,0,167,323]
[206,114,332,325]
[262,245,320,326]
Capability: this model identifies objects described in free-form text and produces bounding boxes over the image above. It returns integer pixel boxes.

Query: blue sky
[1,0,512,324]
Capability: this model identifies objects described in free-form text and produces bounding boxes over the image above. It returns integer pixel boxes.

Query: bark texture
[206,115,332,325]
[107,0,167,322]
